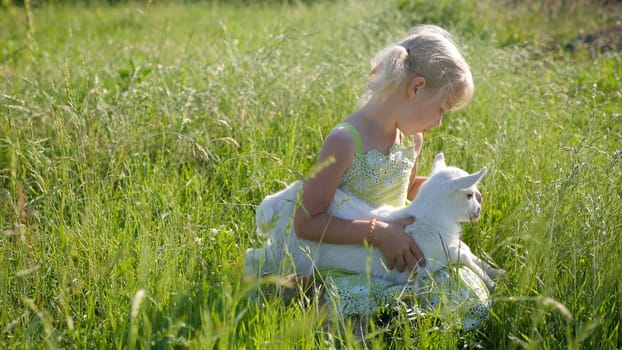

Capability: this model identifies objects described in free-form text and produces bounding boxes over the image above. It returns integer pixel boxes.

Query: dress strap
[335,122,364,154]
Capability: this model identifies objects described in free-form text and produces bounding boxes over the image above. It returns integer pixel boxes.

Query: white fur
[245,153,503,290]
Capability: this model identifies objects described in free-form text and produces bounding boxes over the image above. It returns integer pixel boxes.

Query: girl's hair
[364,25,474,110]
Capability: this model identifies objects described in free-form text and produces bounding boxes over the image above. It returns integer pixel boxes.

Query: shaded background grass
[1,0,621,348]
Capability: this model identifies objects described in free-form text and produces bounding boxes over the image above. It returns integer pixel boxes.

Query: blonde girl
[292,25,489,330]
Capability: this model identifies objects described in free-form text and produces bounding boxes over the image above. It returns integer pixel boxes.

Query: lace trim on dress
[335,125,416,207]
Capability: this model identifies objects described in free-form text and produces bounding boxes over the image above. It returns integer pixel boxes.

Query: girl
[292,25,490,330]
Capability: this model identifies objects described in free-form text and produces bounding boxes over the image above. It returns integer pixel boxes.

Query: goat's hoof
[490,268,506,279]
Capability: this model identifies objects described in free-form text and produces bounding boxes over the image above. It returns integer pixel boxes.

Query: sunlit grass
[1,0,620,348]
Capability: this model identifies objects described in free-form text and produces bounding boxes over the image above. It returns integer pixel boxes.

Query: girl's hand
[374,217,425,272]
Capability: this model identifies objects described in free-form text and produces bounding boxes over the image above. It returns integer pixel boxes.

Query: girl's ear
[407,76,426,99]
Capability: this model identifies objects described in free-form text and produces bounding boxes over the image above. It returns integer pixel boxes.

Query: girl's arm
[293,129,424,272]
[408,132,426,200]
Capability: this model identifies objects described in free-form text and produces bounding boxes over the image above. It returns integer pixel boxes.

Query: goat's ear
[431,152,446,173]
[449,167,487,191]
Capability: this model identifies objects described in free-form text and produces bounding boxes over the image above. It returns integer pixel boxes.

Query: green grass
[1,0,621,348]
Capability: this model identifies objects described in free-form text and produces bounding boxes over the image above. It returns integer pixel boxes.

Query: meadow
[1,0,621,348]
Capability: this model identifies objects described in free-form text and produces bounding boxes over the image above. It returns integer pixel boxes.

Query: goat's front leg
[450,245,497,291]
[462,253,497,291]
[469,253,505,280]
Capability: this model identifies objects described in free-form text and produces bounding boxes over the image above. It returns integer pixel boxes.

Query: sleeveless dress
[320,122,491,331]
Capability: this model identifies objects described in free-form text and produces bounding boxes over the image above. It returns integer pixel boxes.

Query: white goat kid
[245,153,503,290]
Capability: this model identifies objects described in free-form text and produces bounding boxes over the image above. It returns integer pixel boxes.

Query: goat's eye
[466,193,473,200]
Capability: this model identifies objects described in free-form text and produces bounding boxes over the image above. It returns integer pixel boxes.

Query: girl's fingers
[401,216,416,226]
[395,258,406,272]
[409,240,426,266]
[404,251,416,271]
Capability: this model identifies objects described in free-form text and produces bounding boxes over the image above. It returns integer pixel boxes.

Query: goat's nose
[475,192,482,204]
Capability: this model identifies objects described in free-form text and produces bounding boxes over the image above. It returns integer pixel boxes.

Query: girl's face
[410,97,445,133]
[397,80,446,135]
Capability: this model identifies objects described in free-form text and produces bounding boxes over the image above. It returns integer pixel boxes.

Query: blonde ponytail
[366,45,411,102]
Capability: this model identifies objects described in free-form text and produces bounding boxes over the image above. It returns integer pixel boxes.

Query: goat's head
[417,153,487,222]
